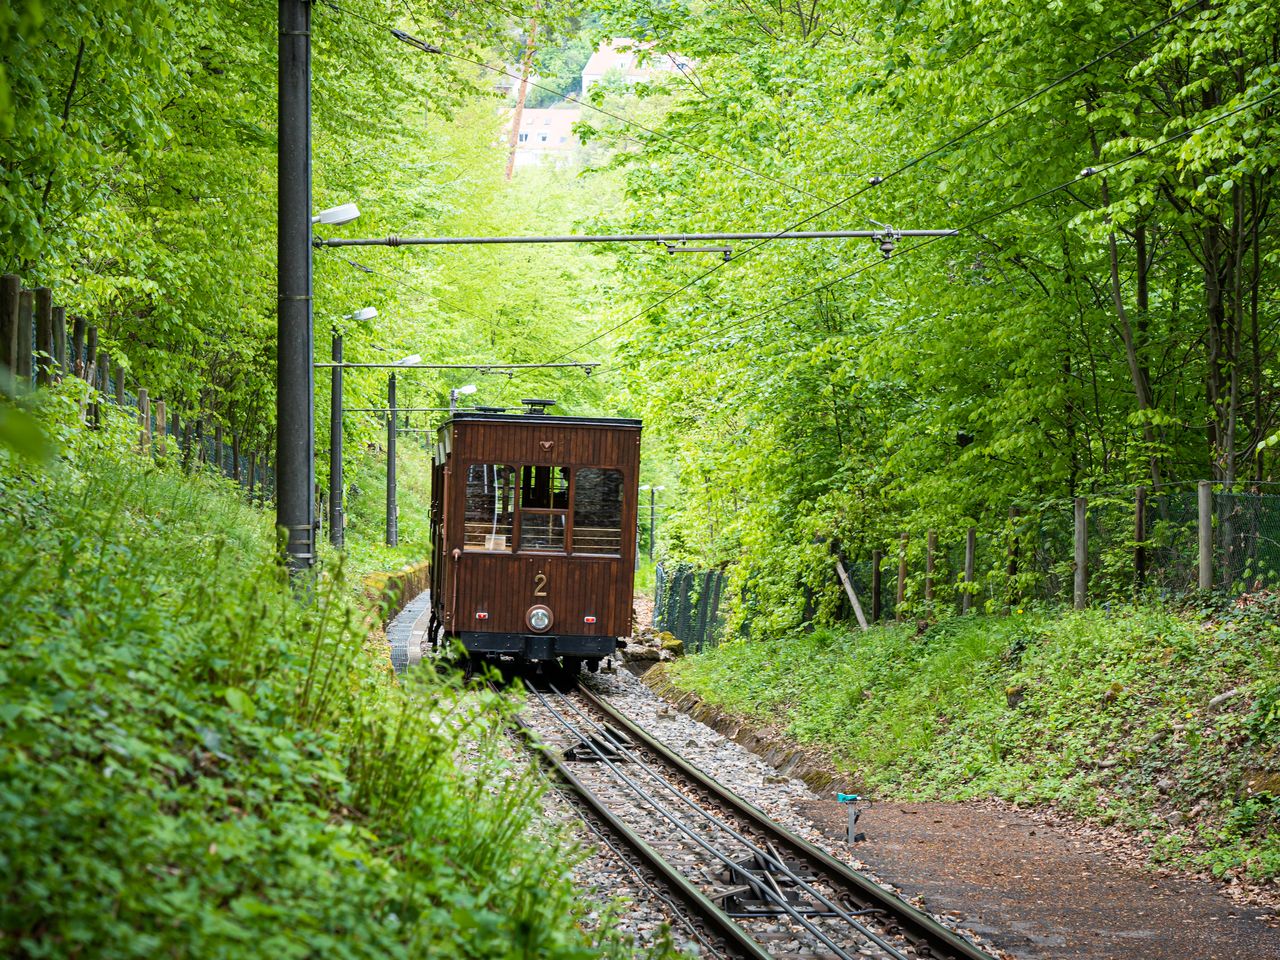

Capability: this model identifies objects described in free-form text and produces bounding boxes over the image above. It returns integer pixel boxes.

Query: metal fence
[654,563,726,653]
[842,482,1280,626]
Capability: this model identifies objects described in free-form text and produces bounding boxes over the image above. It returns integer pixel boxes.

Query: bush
[0,388,648,958]
[670,603,1280,881]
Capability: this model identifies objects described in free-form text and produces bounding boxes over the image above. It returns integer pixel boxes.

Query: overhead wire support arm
[315,229,958,248]
[313,360,599,370]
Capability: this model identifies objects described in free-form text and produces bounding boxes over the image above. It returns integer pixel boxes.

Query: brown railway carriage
[428,404,641,670]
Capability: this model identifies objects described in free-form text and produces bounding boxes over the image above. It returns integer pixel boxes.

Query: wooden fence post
[34,287,53,386]
[1074,497,1088,610]
[115,366,125,405]
[1,275,20,373]
[138,388,151,454]
[232,432,241,482]
[71,317,85,376]
[52,306,66,374]
[925,529,937,602]
[1198,480,1213,591]
[1134,486,1147,592]
[896,532,908,619]
[99,352,111,399]
[155,401,167,457]
[962,526,976,613]
[84,325,98,388]
[16,289,34,384]
[871,548,882,622]
[214,423,223,473]
[248,453,257,497]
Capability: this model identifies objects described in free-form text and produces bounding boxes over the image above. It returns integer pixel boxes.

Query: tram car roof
[438,408,642,431]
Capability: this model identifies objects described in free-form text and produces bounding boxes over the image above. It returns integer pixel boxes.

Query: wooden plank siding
[432,415,641,641]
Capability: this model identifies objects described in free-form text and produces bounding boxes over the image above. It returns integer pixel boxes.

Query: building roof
[581,38,693,82]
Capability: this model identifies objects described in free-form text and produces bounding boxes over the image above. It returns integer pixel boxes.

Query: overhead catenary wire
[631,88,1280,361]
[318,229,956,247]
[540,0,1216,362]
[320,0,1219,368]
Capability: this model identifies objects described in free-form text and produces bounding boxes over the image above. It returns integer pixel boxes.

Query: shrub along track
[513,679,996,960]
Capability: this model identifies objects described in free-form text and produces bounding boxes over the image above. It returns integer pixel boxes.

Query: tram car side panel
[430,411,641,665]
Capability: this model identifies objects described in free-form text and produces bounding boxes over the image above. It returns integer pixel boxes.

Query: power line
[543,0,1213,361]
[632,89,1279,360]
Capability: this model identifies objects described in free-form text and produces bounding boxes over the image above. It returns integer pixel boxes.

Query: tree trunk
[504,12,540,181]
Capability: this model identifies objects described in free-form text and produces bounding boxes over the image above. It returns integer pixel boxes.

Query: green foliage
[670,602,1280,879]
[2,1,621,467]
[336,435,435,579]
[0,390,651,958]
[574,0,1280,628]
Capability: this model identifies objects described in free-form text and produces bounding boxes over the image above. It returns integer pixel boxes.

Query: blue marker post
[836,793,866,844]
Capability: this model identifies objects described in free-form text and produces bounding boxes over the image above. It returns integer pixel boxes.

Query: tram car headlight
[526,605,553,632]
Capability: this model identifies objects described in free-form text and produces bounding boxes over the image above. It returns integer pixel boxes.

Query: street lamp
[313,202,360,225]
[450,383,477,412]
[639,484,665,561]
[327,305,379,549]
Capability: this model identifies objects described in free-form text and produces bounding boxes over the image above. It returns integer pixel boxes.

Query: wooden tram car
[427,400,641,673]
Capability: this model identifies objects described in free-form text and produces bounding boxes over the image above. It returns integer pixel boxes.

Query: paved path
[797,799,1279,960]
[387,589,431,672]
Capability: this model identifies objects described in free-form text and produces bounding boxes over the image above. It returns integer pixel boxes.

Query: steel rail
[509,710,773,960]
[529,684,879,960]
[316,229,959,248]
[539,776,725,958]
[578,685,997,960]
[551,686,908,960]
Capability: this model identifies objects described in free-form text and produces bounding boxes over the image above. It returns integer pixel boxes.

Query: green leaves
[0,396,647,959]
[223,686,256,719]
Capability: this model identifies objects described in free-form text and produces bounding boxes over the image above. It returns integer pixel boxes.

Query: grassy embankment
[668,603,1280,881]
[0,386,663,958]
[337,436,435,581]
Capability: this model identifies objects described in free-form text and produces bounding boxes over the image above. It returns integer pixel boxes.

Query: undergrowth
[669,603,1280,882]
[334,439,435,581]
[0,385,661,958]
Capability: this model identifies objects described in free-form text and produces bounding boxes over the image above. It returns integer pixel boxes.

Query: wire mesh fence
[659,485,1280,648]
[829,483,1280,630]
[654,563,727,653]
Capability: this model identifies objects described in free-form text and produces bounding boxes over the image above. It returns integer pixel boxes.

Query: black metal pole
[278,0,315,573]
[329,332,343,547]
[386,371,398,547]
[648,488,655,562]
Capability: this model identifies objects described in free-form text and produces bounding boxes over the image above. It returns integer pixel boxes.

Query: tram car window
[427,400,642,675]
[464,463,515,552]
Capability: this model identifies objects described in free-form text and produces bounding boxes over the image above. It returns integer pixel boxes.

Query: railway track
[515,679,996,960]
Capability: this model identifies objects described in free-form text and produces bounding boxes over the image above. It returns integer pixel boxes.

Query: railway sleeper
[565,731,632,762]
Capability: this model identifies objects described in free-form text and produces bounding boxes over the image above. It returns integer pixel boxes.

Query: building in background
[506,38,694,169]
[581,38,694,94]
[511,107,581,169]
